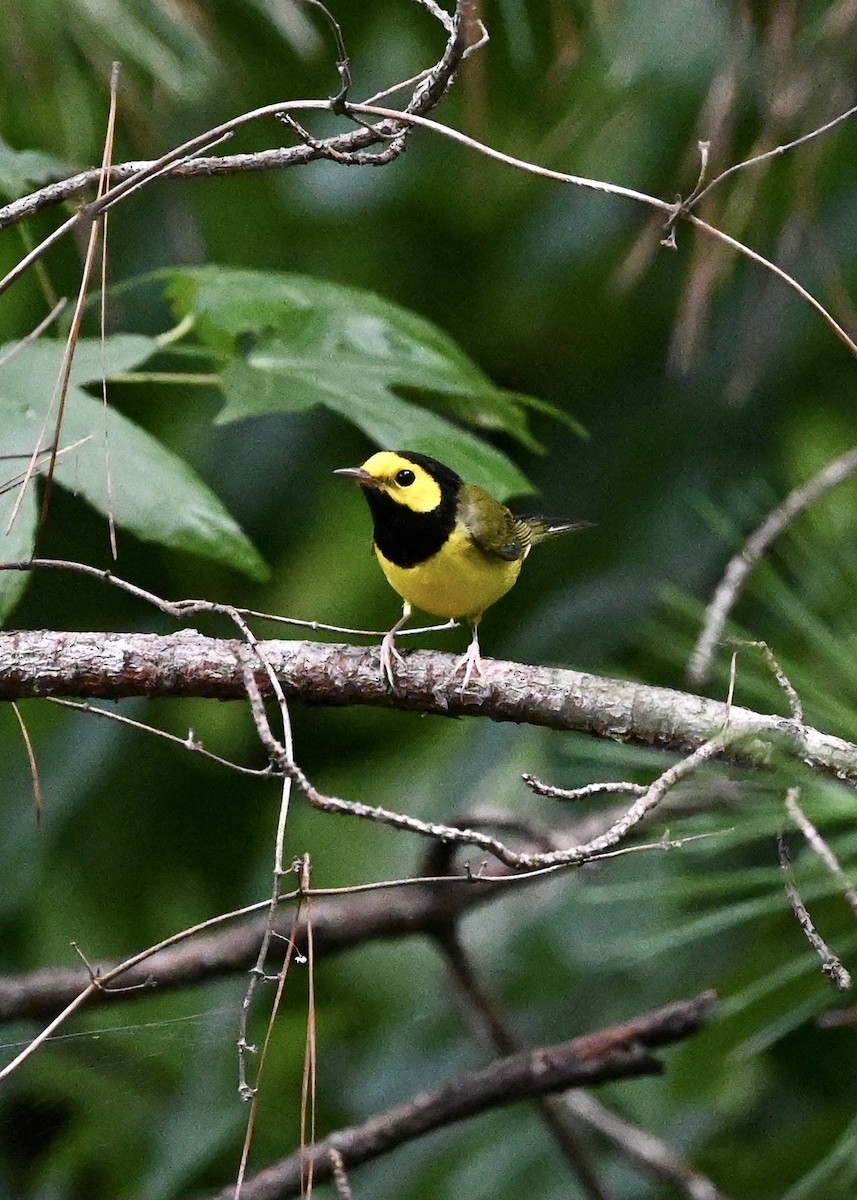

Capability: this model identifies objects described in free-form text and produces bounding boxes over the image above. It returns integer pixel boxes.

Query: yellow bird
[335,450,589,687]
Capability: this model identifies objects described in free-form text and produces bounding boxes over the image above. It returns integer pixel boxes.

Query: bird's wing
[458,486,531,561]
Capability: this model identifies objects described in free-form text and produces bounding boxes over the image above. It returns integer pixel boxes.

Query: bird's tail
[521,516,594,544]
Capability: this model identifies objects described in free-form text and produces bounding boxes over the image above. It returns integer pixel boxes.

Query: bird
[334,449,590,689]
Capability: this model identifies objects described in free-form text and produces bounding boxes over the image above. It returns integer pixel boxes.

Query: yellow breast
[375,524,525,621]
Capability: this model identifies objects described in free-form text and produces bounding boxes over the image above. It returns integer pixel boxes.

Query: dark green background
[2,2,857,1197]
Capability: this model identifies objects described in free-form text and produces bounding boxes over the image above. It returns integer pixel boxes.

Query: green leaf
[220,358,532,496]
[0,475,38,620]
[165,267,581,498]
[0,336,267,599]
[0,136,75,200]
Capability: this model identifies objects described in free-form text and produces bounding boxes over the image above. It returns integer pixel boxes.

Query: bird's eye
[395,469,416,487]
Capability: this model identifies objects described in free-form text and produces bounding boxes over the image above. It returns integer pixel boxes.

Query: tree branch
[204,992,719,1200]
[434,926,730,1200]
[0,870,505,1025]
[1,629,856,784]
[0,0,473,233]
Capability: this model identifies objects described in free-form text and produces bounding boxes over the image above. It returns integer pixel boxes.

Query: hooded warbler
[335,450,589,688]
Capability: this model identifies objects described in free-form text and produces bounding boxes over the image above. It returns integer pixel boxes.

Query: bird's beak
[333,466,379,488]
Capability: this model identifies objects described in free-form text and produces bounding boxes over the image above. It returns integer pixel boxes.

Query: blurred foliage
[1,1,857,1198]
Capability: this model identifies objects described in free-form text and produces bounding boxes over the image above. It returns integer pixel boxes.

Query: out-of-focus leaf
[0,137,74,199]
[0,336,267,600]
[165,267,582,497]
[220,356,533,497]
[0,470,38,619]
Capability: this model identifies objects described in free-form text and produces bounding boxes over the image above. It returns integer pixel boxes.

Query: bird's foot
[379,630,407,690]
[452,638,485,693]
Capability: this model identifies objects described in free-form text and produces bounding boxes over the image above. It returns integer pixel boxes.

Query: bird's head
[334,450,460,514]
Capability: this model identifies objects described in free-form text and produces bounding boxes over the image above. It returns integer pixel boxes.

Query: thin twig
[46,697,278,779]
[777,810,851,991]
[435,925,728,1200]
[0,866,552,1025]
[435,926,614,1200]
[235,870,306,1197]
[568,1092,732,1200]
[299,856,318,1197]
[21,64,120,533]
[10,702,42,825]
[217,631,297,1100]
[202,993,719,1200]
[0,437,92,506]
[241,607,457,639]
[327,1150,355,1200]
[0,298,67,370]
[0,552,456,639]
[684,210,857,358]
[523,775,647,802]
[689,97,857,209]
[99,62,121,560]
[0,0,472,285]
[725,640,804,723]
[0,888,301,1082]
[688,444,857,685]
[2,87,856,375]
[785,789,857,919]
[279,727,733,871]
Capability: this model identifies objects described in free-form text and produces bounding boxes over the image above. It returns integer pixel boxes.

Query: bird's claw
[379,631,407,690]
[452,638,485,693]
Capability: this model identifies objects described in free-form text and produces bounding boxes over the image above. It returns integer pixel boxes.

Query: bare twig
[0,872,514,1027]
[230,716,732,871]
[202,993,719,1200]
[0,298,67,370]
[689,98,857,209]
[568,1092,732,1200]
[4,80,856,371]
[327,1150,355,1200]
[200,620,300,1105]
[777,811,852,991]
[682,209,857,358]
[785,789,857,919]
[10,702,42,824]
[0,0,473,277]
[435,925,729,1200]
[1,846,622,1074]
[47,697,279,779]
[0,552,455,639]
[302,0,352,110]
[436,926,613,1200]
[537,733,732,864]
[0,887,293,1081]
[99,63,121,559]
[523,775,647,802]
[14,64,120,533]
[0,437,93,505]
[726,640,804,723]
[688,445,857,686]
[235,869,307,1197]
[299,857,318,1197]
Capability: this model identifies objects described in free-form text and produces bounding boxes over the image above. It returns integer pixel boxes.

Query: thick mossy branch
[1,630,856,783]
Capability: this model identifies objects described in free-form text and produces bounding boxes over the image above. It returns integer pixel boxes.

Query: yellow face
[357,452,443,514]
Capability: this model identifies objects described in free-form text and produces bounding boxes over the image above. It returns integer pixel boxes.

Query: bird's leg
[379,601,412,689]
[455,620,485,692]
